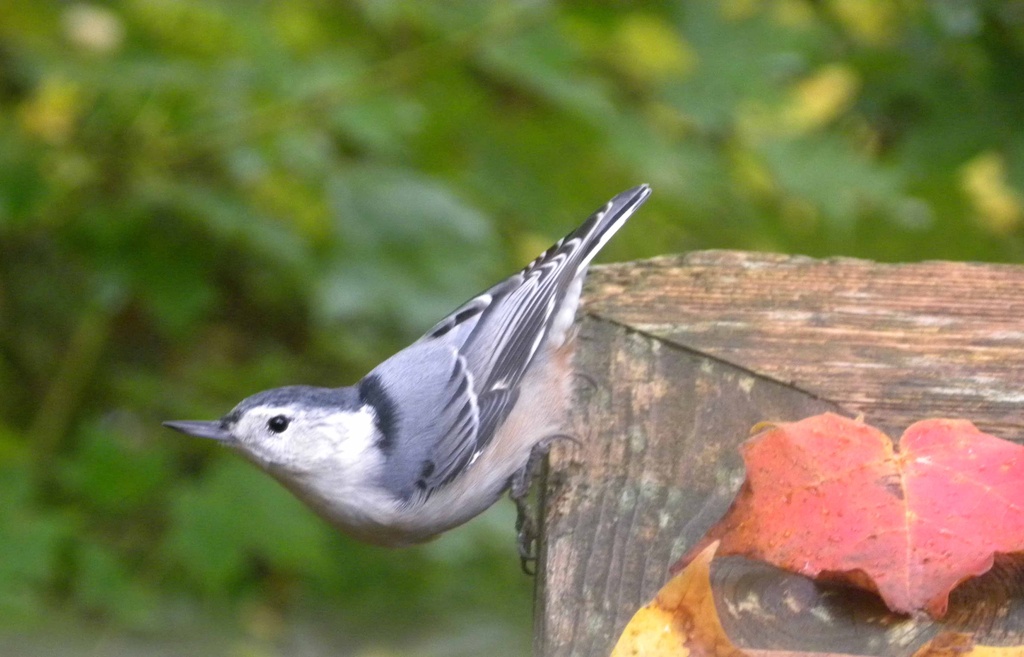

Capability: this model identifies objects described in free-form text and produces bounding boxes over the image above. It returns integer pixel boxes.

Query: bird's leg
[509,450,543,576]
[509,433,580,576]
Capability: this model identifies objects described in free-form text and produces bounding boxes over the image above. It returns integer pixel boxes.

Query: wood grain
[535,252,1024,657]
[584,251,1024,438]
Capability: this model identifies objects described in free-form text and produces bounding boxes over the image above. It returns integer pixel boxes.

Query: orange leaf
[611,542,745,657]
[677,413,1024,618]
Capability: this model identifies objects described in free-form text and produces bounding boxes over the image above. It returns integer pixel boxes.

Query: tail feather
[542,184,651,344]
[562,184,652,274]
[423,184,651,344]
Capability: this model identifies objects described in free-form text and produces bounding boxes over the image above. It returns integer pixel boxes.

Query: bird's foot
[508,434,580,575]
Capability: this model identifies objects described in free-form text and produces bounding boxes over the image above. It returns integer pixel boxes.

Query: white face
[226,403,381,474]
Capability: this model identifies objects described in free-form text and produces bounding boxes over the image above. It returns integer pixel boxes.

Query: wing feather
[369,185,651,499]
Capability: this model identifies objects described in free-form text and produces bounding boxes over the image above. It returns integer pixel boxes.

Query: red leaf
[677,413,1024,618]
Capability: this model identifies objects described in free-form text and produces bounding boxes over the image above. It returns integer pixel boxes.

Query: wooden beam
[535,252,1024,657]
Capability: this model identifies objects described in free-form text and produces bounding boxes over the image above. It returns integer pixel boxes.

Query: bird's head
[164,386,380,472]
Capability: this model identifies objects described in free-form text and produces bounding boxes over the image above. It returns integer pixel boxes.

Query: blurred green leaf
[58,420,171,517]
[319,165,497,336]
[757,133,902,229]
[164,458,335,596]
[73,540,160,628]
[0,465,70,621]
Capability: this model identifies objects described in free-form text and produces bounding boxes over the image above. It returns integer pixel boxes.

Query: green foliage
[163,458,336,596]
[1,0,1023,654]
[0,462,70,621]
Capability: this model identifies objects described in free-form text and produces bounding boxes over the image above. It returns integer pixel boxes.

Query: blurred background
[1,1,1023,655]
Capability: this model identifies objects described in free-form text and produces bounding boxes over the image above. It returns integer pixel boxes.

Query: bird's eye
[267,415,290,433]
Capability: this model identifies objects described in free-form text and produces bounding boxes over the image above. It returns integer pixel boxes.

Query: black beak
[162,420,232,442]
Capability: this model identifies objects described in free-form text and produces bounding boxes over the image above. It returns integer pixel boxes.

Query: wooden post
[535,251,1024,657]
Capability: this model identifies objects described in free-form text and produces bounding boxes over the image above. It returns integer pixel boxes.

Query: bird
[164,184,651,567]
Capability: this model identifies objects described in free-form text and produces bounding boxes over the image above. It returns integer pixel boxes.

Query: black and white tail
[534,184,652,282]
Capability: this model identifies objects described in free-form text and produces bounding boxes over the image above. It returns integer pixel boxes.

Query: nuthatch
[165,185,651,568]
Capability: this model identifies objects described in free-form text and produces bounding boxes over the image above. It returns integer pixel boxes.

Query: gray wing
[366,185,651,500]
[361,338,482,500]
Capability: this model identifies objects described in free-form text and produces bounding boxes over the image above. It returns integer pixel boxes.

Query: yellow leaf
[611,14,697,84]
[772,0,816,28]
[719,0,762,22]
[269,4,328,54]
[971,646,1024,657]
[829,0,898,45]
[610,542,744,657]
[19,77,83,145]
[785,64,860,132]
[961,152,1024,235]
[729,147,776,199]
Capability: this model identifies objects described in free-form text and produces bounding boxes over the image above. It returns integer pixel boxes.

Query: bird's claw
[509,434,578,575]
